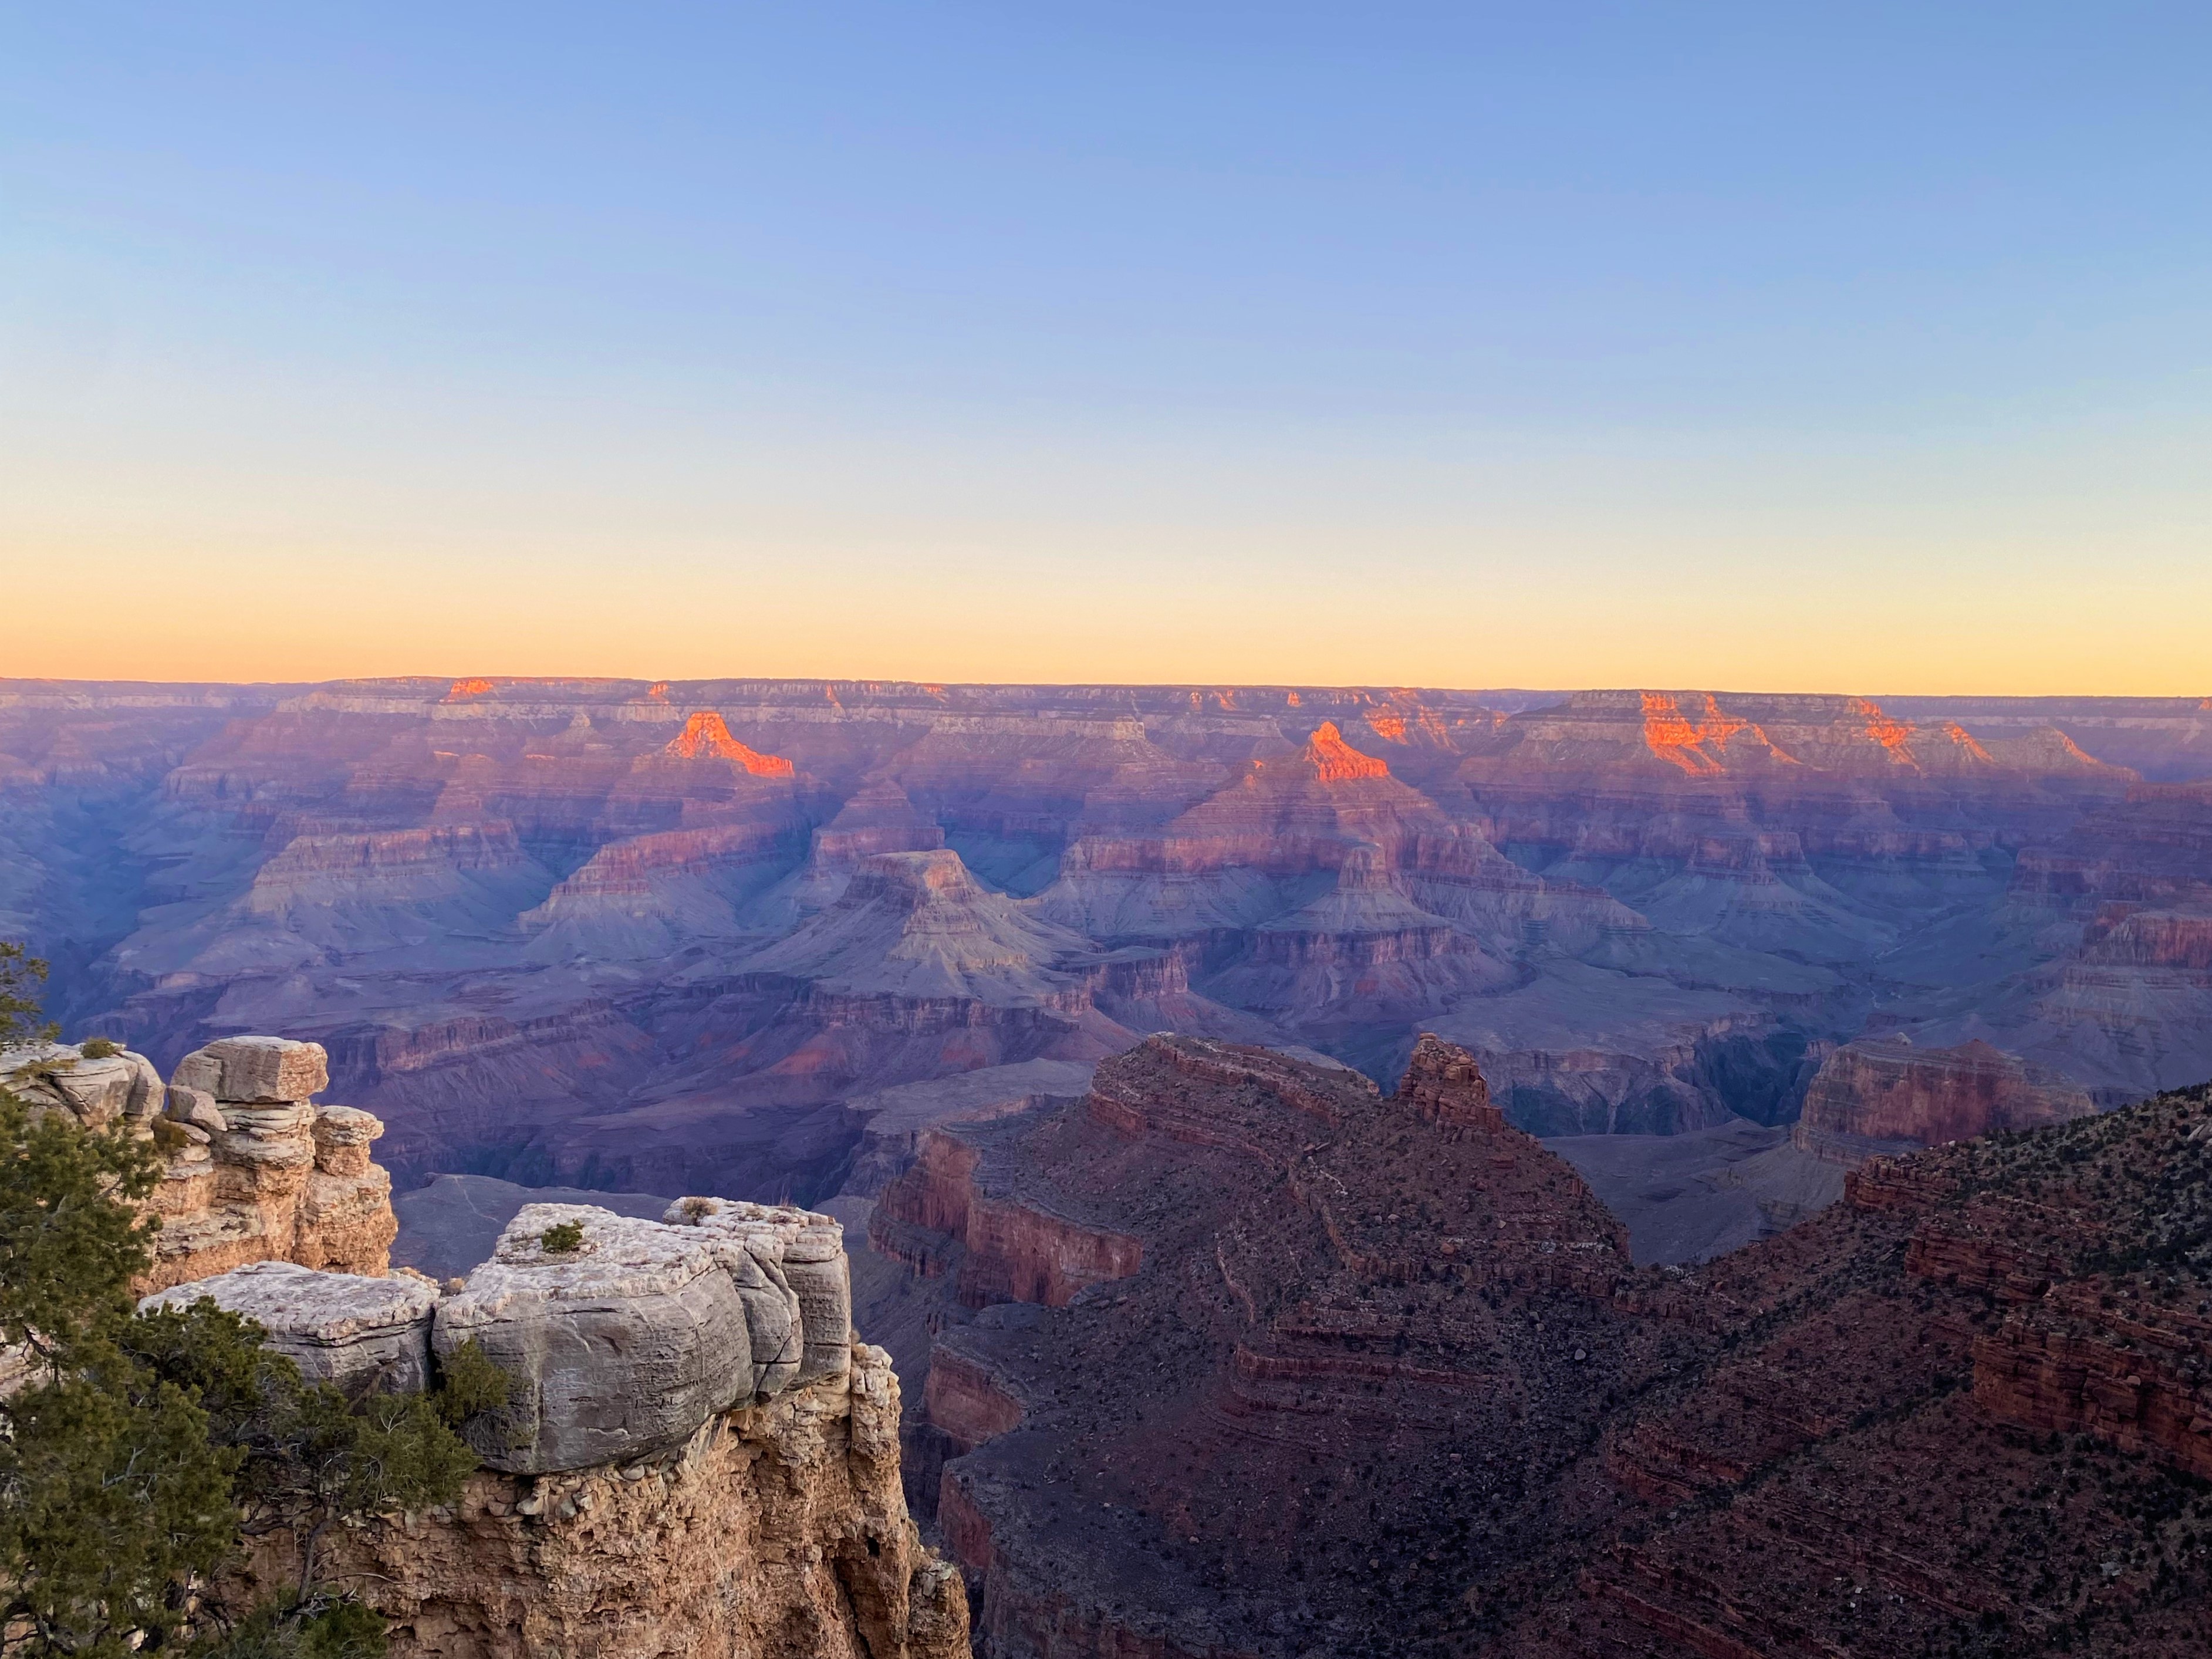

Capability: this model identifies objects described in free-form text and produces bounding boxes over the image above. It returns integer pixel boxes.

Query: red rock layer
[885,1037,1634,1657]
[874,1038,2212,1658]
[873,1128,1142,1309]
[1792,1036,2095,1164]
[659,709,796,775]
[1494,1083,2212,1659]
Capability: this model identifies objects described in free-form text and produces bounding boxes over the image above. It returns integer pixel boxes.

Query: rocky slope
[879,1037,2212,1658]
[1490,1079,2212,1659]
[877,1033,1642,1655]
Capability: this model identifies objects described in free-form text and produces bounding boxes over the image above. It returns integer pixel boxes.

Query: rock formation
[871,1035,2212,1657]
[147,1037,398,1290]
[141,1259,439,1395]
[261,1337,968,1659]
[878,1034,1637,1655]
[99,1035,971,1658]
[1,1035,396,1292]
[1794,1035,2098,1164]
[1488,1080,2212,1659]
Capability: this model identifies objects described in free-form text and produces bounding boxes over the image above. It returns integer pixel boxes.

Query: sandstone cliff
[2,1034,394,1292]
[31,1032,973,1658]
[879,1033,1636,1656]
[1495,1082,2212,1659]
[174,1195,969,1659]
[1793,1035,2096,1164]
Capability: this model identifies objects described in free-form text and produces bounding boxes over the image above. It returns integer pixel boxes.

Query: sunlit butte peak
[661,711,797,776]
[1845,698,1917,756]
[443,678,497,702]
[1301,721,1392,784]
[1940,722,1997,764]
[1639,692,1760,776]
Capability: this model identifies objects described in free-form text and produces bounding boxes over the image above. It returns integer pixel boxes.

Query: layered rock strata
[0,1035,397,1292]
[1794,1035,2096,1164]
[138,1172,968,1654]
[1494,1083,2212,1659]
[264,1339,968,1659]
[141,1259,438,1396]
[876,1034,2212,1658]
[145,1038,398,1290]
[22,674,2193,1214]
[883,1035,1636,1656]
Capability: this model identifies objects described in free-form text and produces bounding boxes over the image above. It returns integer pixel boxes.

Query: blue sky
[5,4,2210,690]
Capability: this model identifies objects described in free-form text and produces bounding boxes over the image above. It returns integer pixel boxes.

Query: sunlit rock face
[6,678,2207,1209]
[0,1033,400,1293]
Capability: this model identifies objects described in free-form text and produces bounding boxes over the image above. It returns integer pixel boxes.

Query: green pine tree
[1,944,505,1656]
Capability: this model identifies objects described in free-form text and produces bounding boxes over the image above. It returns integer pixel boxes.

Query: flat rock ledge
[141,1259,438,1396]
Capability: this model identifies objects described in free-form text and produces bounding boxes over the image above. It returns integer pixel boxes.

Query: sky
[4,4,2210,694]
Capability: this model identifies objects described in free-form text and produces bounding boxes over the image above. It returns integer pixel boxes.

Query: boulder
[431,1204,768,1475]
[166,1083,229,1138]
[666,1196,852,1387]
[141,1260,437,1396]
[170,1036,329,1104]
[1,1042,166,1128]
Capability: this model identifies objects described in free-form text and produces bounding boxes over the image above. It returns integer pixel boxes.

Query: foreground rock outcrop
[65,1032,972,1657]
[141,1259,438,1395]
[262,1336,967,1659]
[1,1034,397,1291]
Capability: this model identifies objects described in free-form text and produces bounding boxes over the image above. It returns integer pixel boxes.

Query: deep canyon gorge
[6,676,2212,1655]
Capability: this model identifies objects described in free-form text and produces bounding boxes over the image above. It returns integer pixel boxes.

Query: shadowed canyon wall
[877,1035,2212,1658]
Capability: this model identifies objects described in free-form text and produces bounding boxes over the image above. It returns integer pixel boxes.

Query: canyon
[8,687,2210,1655]
[5,678,2208,1224]
[875,1033,2212,1657]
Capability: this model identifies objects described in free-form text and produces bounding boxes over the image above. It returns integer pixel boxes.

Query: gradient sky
[4,4,2210,692]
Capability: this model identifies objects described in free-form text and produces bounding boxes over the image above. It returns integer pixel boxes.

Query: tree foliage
[1,962,236,1654]
[0,942,56,1048]
[0,945,506,1655]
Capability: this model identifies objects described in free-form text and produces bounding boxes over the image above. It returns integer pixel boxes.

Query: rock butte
[1794,1035,2097,1165]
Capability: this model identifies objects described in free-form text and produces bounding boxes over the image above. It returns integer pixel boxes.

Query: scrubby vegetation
[0,946,505,1657]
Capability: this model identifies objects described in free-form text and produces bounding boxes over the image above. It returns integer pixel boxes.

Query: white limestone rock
[665,1196,852,1387]
[1,1042,165,1128]
[431,1204,775,1475]
[166,1083,229,1137]
[141,1261,437,1396]
[171,1036,329,1104]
